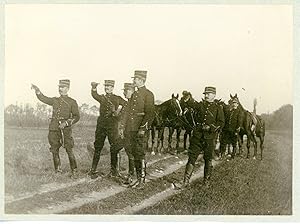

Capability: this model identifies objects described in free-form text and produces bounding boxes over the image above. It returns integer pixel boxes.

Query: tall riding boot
[130,160,142,188]
[135,159,146,189]
[66,148,77,170]
[180,162,194,189]
[123,158,135,185]
[203,160,213,186]
[89,149,101,179]
[110,151,119,177]
[66,148,78,179]
[52,152,62,173]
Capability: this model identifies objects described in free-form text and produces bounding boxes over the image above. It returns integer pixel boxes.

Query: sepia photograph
[1,1,298,221]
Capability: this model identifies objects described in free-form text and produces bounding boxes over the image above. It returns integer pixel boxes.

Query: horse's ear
[172,93,174,98]
[176,94,179,99]
[234,93,237,97]
[230,94,233,99]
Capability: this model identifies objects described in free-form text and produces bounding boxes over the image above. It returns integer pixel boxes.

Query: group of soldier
[31,70,242,189]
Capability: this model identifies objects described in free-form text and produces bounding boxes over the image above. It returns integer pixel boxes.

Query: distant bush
[260,104,292,130]
[4,102,99,128]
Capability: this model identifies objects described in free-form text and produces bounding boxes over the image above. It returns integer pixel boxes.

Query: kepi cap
[58,79,70,87]
[132,70,147,80]
[203,86,216,94]
[123,82,134,90]
[104,80,115,87]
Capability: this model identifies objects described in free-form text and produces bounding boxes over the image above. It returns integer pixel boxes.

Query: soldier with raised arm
[89,80,126,180]
[31,79,80,179]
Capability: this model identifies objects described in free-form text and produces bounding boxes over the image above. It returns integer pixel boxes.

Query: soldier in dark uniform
[31,80,80,178]
[117,82,136,185]
[224,97,243,159]
[180,91,197,150]
[119,70,155,189]
[89,80,126,179]
[179,86,224,188]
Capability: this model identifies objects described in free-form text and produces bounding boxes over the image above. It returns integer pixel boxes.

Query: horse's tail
[253,98,257,115]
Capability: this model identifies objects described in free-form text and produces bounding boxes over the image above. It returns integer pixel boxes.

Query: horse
[228,94,265,160]
[149,104,164,155]
[217,98,244,159]
[149,94,183,155]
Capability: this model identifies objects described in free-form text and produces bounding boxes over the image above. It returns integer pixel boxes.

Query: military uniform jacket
[227,107,243,133]
[121,86,155,132]
[36,92,80,131]
[91,90,126,125]
[194,100,225,139]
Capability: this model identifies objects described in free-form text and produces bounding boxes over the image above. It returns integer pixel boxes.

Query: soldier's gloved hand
[31,84,40,94]
[91,82,99,89]
[137,128,146,137]
[202,124,210,131]
[59,121,68,129]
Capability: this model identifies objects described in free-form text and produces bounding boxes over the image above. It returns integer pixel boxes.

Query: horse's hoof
[151,151,155,156]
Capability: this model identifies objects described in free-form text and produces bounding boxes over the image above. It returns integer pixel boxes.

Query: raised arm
[31,84,54,106]
[91,82,104,103]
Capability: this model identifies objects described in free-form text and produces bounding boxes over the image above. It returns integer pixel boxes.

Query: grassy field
[140,130,292,215]
[4,126,292,215]
[4,125,178,199]
[4,125,107,197]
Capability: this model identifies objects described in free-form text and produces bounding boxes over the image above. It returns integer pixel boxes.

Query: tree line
[4,102,99,128]
[4,102,293,130]
[260,104,293,131]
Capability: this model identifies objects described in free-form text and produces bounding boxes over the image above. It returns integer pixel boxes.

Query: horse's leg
[151,127,156,155]
[156,127,162,153]
[183,130,188,150]
[237,133,243,155]
[259,134,264,160]
[168,127,174,150]
[246,134,251,159]
[252,133,257,160]
[176,128,181,154]
[219,135,225,159]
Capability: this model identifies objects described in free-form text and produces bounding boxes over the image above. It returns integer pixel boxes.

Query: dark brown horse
[149,94,183,155]
[229,94,265,160]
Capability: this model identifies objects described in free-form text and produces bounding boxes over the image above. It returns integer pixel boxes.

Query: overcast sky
[4,4,293,114]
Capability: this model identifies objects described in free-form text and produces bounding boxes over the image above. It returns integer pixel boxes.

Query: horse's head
[171,93,183,117]
[228,93,241,110]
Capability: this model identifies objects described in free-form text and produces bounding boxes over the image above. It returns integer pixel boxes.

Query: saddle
[249,112,262,132]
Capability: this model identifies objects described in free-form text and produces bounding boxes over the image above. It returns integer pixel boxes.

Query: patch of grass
[140,130,292,215]
[4,126,108,197]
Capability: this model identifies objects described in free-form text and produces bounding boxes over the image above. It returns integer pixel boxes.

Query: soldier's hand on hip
[59,121,67,129]
[91,82,99,88]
